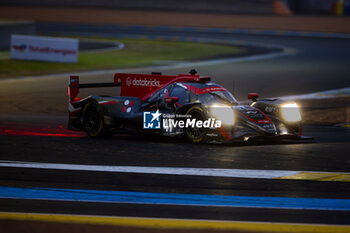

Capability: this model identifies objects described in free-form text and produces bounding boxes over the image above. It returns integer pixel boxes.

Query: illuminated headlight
[281,103,301,122]
[210,105,235,125]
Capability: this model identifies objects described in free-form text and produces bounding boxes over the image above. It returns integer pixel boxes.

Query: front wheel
[82,101,113,138]
[184,106,207,143]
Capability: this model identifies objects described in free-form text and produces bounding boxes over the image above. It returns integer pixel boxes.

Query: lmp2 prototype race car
[68,70,309,143]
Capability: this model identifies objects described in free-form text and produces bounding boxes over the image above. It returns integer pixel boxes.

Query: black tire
[184,106,207,143]
[82,101,113,138]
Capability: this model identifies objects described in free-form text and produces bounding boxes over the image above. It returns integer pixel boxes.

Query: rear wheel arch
[82,100,112,138]
[176,103,202,115]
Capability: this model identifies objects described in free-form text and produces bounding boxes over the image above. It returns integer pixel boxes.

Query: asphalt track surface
[1,26,350,231]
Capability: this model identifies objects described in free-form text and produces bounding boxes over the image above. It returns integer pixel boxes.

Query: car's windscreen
[199,91,238,105]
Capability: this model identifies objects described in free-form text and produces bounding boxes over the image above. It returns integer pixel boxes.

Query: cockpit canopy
[147,82,238,106]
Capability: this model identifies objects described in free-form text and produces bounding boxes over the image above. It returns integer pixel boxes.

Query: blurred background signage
[10,35,78,63]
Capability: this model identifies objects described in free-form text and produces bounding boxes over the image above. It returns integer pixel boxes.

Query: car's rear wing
[68,72,211,103]
[68,75,121,102]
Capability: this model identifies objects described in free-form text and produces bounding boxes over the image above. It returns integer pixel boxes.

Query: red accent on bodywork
[248,93,259,100]
[235,108,272,124]
[99,101,118,106]
[121,106,127,112]
[217,127,232,141]
[257,109,272,123]
[182,84,227,95]
[201,87,227,94]
[299,125,303,137]
[182,84,202,95]
[114,73,211,102]
[68,75,79,102]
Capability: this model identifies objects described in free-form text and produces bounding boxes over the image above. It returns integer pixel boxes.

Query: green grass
[0,38,243,78]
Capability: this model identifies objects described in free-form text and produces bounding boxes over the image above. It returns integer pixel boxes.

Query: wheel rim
[84,105,102,135]
[186,109,205,141]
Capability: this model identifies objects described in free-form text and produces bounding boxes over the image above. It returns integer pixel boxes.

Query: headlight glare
[211,105,235,125]
[281,103,301,122]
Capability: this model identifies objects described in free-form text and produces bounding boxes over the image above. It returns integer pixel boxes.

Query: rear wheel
[184,106,207,143]
[82,101,113,138]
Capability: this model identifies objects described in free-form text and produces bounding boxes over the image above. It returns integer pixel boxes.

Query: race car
[68,70,310,143]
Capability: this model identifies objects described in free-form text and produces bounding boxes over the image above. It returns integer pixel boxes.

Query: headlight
[210,105,235,125]
[281,103,301,122]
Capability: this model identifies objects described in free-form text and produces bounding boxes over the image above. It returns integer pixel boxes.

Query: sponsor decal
[28,45,76,56]
[13,44,76,56]
[182,84,227,95]
[70,78,78,84]
[12,44,27,52]
[11,35,78,63]
[257,120,271,124]
[127,77,160,87]
[265,106,278,113]
[206,133,219,137]
[126,78,132,86]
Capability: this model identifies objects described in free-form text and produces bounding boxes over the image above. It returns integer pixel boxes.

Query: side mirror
[165,97,179,103]
[248,93,259,102]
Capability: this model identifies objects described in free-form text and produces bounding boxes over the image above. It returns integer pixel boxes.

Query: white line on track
[0,160,306,179]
